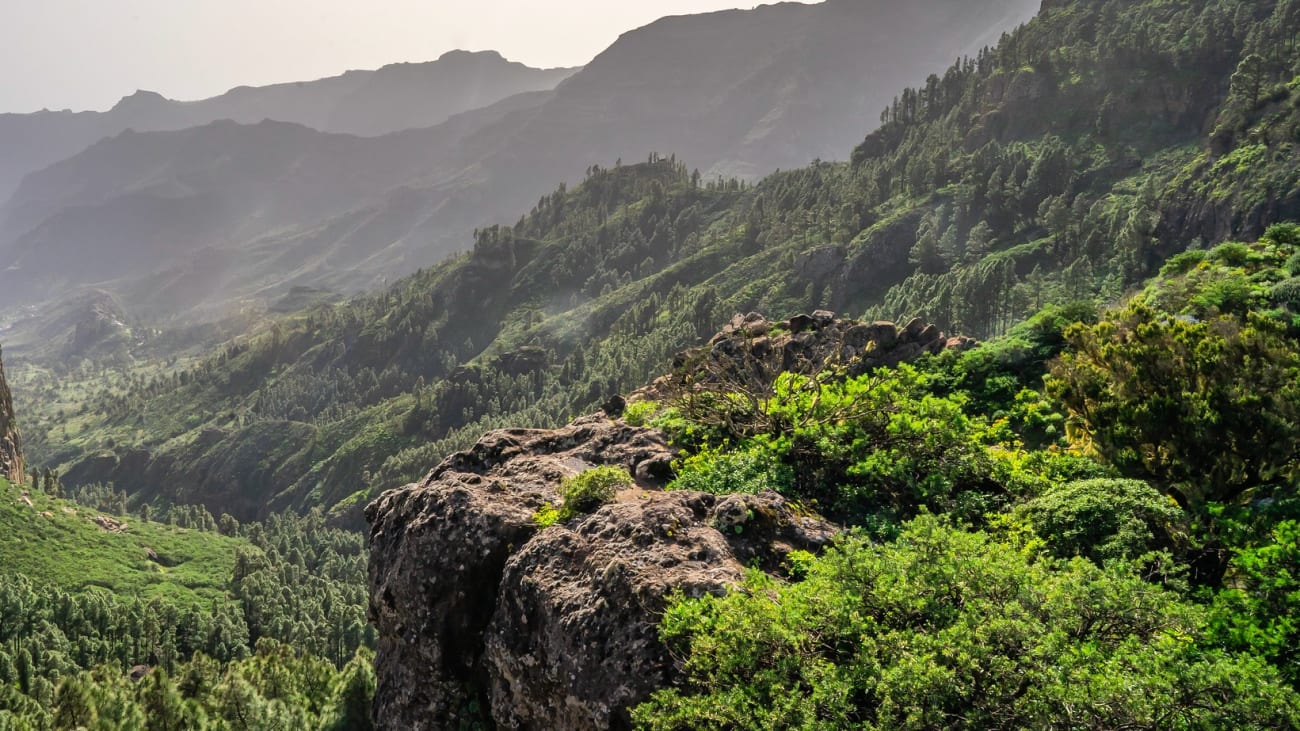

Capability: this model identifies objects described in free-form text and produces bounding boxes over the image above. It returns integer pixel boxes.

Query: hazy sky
[1,1,801,114]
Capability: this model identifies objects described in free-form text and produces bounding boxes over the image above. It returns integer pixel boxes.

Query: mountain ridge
[0,0,1042,323]
[0,50,578,202]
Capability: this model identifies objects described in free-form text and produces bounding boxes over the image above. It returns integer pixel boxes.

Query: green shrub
[1211,520,1300,686]
[1190,274,1256,314]
[669,447,793,496]
[1265,222,1300,250]
[1016,478,1183,563]
[533,503,562,528]
[622,400,661,427]
[533,467,631,525]
[1271,277,1300,309]
[1161,249,1206,276]
[633,518,1300,730]
[569,467,632,517]
[1209,241,1253,267]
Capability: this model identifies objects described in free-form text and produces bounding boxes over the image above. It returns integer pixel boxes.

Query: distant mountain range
[0,0,1041,321]
[0,50,578,201]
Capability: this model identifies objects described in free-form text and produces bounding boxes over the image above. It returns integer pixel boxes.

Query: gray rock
[0,347,21,483]
[368,415,833,730]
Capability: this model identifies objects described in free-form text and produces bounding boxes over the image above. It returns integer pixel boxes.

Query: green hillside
[0,477,372,726]
[0,478,240,606]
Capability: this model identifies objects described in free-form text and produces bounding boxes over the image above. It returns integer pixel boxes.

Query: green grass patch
[0,478,245,608]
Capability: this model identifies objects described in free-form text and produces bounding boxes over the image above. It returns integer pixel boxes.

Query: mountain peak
[436,49,508,64]
[109,89,170,113]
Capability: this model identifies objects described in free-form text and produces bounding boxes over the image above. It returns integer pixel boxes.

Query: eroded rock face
[0,347,23,483]
[367,414,834,730]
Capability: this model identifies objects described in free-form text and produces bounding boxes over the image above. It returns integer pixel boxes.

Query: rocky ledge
[367,414,835,730]
[0,347,24,483]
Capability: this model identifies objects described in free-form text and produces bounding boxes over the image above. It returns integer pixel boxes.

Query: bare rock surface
[367,414,834,730]
[0,347,23,483]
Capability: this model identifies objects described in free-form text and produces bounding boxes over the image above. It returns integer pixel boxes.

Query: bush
[1209,241,1253,267]
[1161,249,1207,276]
[622,400,661,427]
[1016,478,1183,563]
[534,467,631,525]
[669,447,793,496]
[1271,277,1300,309]
[1211,520,1300,686]
[634,518,1300,730]
[1265,223,1300,250]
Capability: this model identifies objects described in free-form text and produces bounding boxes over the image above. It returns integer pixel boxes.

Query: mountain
[475,0,1042,181]
[0,50,577,201]
[15,0,1299,530]
[0,91,556,315]
[0,0,1041,322]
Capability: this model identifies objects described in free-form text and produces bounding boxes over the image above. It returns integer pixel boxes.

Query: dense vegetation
[0,479,372,728]
[632,225,1300,728]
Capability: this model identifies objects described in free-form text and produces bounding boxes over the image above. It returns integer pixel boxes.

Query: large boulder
[367,414,834,730]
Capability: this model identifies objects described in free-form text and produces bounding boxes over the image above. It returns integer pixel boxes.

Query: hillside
[0,475,375,725]
[0,50,577,201]
[0,0,1040,322]
[0,478,241,606]
[12,0,1297,526]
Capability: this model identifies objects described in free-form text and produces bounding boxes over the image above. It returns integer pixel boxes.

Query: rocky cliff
[366,313,973,730]
[0,348,24,483]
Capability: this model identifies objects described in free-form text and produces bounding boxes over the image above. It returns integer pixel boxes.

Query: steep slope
[0,50,577,200]
[0,0,1040,322]
[0,348,22,482]
[474,0,1042,181]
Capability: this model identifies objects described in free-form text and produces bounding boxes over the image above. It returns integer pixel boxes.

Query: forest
[0,480,373,729]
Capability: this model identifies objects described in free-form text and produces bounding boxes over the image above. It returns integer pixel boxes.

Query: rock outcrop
[656,310,976,396]
[367,311,971,729]
[367,414,834,730]
[0,347,23,483]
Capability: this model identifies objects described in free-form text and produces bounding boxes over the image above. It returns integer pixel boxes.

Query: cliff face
[366,313,972,729]
[0,348,23,483]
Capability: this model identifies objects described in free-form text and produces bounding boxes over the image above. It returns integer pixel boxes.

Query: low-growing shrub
[534,466,633,526]
[669,447,793,496]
